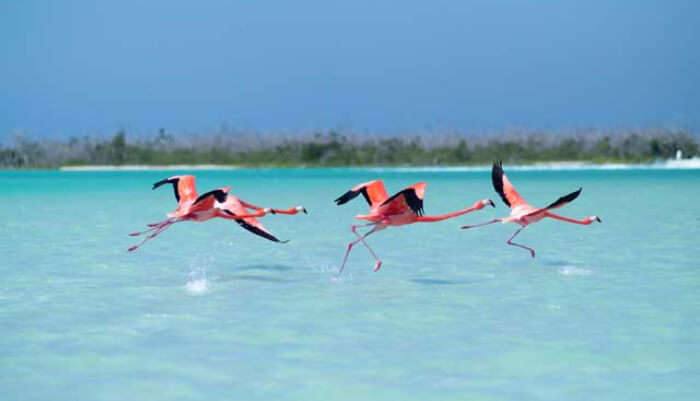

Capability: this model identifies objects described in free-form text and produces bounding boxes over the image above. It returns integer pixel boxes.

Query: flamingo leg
[461,219,500,229]
[128,219,182,252]
[130,218,177,236]
[507,227,535,258]
[338,224,384,274]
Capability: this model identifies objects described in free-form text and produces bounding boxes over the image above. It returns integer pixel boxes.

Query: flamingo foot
[373,260,383,272]
[129,232,141,237]
[127,246,138,252]
[530,249,536,258]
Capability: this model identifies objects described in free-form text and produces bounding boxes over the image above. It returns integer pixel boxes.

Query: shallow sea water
[1,168,698,400]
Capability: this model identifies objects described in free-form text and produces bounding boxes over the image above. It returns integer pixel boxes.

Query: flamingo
[461,161,601,257]
[128,175,306,251]
[334,180,494,274]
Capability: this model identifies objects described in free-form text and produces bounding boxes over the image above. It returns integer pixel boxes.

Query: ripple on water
[558,265,592,276]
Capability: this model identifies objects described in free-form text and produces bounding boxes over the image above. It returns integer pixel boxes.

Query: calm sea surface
[1,168,698,400]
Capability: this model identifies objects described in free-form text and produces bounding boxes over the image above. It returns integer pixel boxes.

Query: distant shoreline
[60,164,240,171]
[5,130,697,170]
[53,159,700,172]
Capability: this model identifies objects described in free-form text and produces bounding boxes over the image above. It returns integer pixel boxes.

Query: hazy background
[2,0,699,139]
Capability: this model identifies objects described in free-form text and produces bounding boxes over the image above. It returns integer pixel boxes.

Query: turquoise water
[1,168,698,400]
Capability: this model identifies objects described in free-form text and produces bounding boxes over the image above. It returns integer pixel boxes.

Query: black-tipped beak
[302,208,308,214]
[270,209,276,214]
[488,199,495,208]
[596,217,602,223]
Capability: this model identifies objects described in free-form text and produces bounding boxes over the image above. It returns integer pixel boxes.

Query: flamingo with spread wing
[461,161,601,257]
[335,180,494,273]
[127,175,306,252]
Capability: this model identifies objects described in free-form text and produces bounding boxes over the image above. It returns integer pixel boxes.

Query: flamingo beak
[595,216,602,223]
[488,199,495,208]
[302,207,308,214]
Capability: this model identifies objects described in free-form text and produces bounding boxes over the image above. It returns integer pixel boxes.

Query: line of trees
[1,129,698,168]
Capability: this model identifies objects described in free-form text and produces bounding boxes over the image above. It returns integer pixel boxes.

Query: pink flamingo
[461,161,601,257]
[216,192,306,244]
[128,175,306,251]
[335,180,494,273]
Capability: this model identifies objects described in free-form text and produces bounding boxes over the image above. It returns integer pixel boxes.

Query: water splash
[185,267,209,295]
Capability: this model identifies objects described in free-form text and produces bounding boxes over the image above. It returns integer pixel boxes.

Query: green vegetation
[1,129,698,169]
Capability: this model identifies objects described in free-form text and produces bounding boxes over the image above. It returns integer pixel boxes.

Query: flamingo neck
[545,212,593,225]
[272,207,299,215]
[416,205,480,222]
[219,209,265,220]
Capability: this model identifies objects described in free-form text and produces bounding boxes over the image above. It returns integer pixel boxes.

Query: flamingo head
[591,216,602,223]
[296,206,308,214]
[482,199,496,208]
[263,207,273,215]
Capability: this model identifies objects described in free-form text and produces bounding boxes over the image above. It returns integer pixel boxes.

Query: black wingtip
[152,177,180,202]
[214,190,227,203]
[194,189,227,205]
[381,188,424,216]
[545,187,583,210]
[334,190,357,205]
[491,160,510,208]
[152,178,169,190]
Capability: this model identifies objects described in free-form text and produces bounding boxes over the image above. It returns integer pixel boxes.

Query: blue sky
[1,0,698,138]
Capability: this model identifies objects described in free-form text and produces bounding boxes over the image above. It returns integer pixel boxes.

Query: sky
[1,0,699,139]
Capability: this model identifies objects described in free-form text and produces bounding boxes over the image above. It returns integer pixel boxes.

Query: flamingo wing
[193,187,229,205]
[520,187,583,219]
[544,188,582,210]
[378,182,425,216]
[153,175,198,204]
[221,196,287,243]
[492,161,528,208]
[334,180,389,207]
[189,186,230,212]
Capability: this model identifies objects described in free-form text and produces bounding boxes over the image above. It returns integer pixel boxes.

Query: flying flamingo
[461,161,601,257]
[334,180,494,273]
[128,175,306,251]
